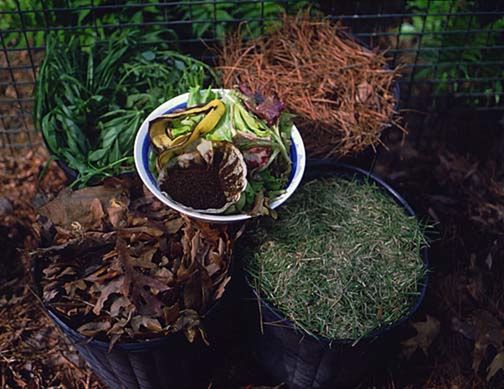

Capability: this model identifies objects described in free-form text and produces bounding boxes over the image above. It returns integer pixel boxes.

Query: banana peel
[149,99,226,170]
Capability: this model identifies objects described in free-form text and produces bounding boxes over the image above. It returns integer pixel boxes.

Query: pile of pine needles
[219,13,401,158]
[243,177,426,340]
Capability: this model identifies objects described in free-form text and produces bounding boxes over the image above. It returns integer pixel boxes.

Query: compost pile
[31,178,232,347]
[219,13,400,157]
[149,87,293,216]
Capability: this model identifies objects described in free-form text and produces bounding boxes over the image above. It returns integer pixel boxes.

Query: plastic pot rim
[34,258,230,352]
[244,159,429,346]
[44,295,225,352]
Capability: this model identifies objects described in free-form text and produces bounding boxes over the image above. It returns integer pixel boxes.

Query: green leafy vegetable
[34,29,216,187]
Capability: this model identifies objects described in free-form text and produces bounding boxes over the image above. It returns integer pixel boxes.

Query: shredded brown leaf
[33,178,233,345]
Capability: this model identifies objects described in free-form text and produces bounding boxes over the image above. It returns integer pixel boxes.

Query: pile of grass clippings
[219,13,401,158]
[243,177,427,340]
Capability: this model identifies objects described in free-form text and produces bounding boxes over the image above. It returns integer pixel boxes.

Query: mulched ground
[0,49,42,150]
[373,108,504,388]
[1,107,504,388]
[0,147,104,389]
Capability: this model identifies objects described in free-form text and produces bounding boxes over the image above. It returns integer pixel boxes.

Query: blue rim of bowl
[141,102,299,188]
[134,90,306,223]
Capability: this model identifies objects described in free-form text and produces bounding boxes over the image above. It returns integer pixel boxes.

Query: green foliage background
[1,0,502,107]
[401,0,504,105]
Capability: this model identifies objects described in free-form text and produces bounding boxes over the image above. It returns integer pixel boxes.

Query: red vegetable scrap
[238,85,285,125]
[31,179,233,347]
[219,13,402,158]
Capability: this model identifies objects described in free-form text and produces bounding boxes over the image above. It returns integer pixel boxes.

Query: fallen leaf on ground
[401,315,441,359]
[487,352,504,381]
[453,310,504,374]
[77,321,111,337]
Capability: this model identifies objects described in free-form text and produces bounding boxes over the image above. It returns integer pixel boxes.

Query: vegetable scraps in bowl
[148,87,293,216]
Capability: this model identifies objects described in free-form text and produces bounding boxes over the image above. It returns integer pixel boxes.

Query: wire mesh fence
[1,0,503,152]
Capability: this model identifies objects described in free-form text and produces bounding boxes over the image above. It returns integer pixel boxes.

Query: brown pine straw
[218,13,403,158]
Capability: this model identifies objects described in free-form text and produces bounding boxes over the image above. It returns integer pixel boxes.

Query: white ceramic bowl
[134,89,306,223]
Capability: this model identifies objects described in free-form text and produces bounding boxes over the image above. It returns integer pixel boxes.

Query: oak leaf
[487,352,504,381]
[93,276,125,315]
[77,321,111,337]
[401,315,440,359]
[117,238,171,316]
[131,316,162,333]
[110,296,134,317]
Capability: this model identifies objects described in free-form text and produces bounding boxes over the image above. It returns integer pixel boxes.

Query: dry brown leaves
[401,315,441,359]
[436,152,504,235]
[0,151,103,388]
[452,309,504,382]
[0,147,66,210]
[0,285,103,389]
[0,147,66,275]
[218,13,401,158]
[31,178,232,347]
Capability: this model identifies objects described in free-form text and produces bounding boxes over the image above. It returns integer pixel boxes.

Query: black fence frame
[1,0,503,152]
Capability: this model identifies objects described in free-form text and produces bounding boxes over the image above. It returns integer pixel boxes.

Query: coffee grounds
[160,159,227,210]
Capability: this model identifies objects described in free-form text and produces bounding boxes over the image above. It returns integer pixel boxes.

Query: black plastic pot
[34,263,231,389]
[240,160,429,389]
[48,310,213,389]
[56,160,80,184]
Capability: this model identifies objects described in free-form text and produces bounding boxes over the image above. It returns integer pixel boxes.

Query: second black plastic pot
[48,310,213,389]
[34,263,233,389]
[239,160,429,389]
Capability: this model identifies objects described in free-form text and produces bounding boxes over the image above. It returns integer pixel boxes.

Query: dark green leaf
[141,50,156,61]
[88,148,109,162]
